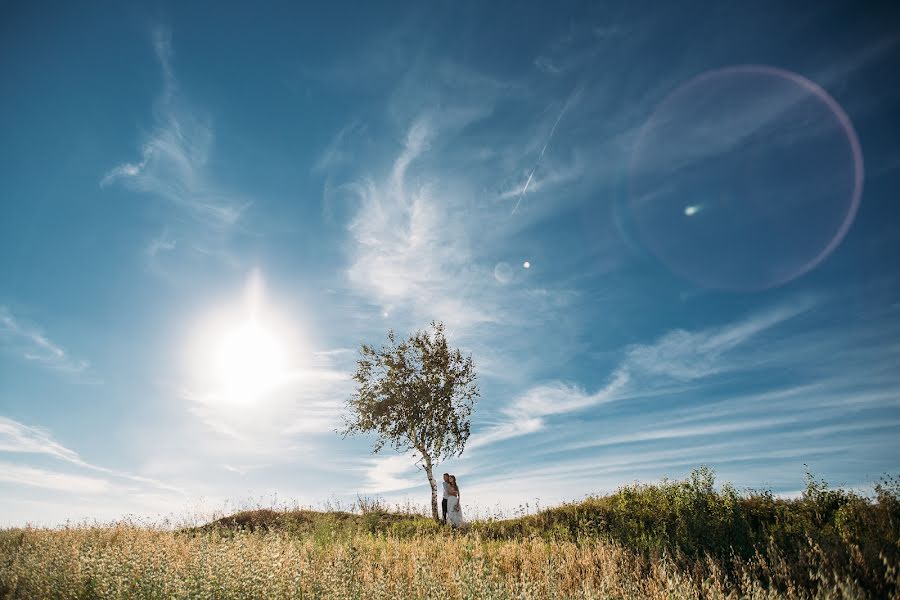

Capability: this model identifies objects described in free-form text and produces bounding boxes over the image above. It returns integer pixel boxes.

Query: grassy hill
[3,468,899,599]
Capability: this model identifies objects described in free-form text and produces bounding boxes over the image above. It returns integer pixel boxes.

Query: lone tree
[341,321,479,522]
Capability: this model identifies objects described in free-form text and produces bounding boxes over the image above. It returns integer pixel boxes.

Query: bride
[446,475,463,527]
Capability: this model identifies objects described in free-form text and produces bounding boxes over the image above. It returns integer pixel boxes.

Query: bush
[464,467,900,597]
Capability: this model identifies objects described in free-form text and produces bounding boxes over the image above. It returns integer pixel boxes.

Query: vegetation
[341,321,479,522]
[2,468,898,599]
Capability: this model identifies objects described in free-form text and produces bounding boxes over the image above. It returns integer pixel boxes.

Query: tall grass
[2,468,898,599]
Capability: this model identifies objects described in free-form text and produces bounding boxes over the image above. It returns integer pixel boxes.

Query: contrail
[447,86,579,340]
[510,92,574,216]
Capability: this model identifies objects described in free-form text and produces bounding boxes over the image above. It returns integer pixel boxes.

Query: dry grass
[1,524,897,599]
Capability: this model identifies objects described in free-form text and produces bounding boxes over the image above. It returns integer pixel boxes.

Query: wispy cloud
[469,300,814,449]
[313,52,562,336]
[100,25,251,279]
[182,364,352,449]
[493,24,890,242]
[463,429,896,506]
[468,371,629,451]
[533,56,563,75]
[460,377,900,503]
[0,462,112,494]
[0,416,83,462]
[622,300,815,381]
[465,416,545,451]
[333,104,584,349]
[0,306,98,381]
[0,416,182,495]
[342,117,497,332]
[313,119,368,174]
[307,15,900,505]
[369,418,897,509]
[357,454,423,494]
[145,228,177,257]
[222,463,271,476]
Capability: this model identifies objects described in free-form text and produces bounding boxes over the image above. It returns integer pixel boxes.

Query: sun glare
[214,318,287,403]
[186,270,298,407]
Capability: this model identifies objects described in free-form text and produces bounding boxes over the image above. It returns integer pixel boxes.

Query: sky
[2,1,899,526]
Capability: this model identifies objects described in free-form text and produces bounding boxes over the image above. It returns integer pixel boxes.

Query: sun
[213,317,287,404]
[186,270,297,407]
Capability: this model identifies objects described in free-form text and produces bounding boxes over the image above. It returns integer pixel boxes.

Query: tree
[341,321,479,522]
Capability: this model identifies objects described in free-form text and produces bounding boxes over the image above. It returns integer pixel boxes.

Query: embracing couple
[440,473,463,527]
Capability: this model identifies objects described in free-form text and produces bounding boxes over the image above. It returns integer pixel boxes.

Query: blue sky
[2,1,899,525]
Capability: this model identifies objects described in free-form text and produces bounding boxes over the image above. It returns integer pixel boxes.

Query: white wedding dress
[446,495,463,527]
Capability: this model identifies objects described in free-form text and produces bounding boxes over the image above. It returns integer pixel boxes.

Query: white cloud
[627,49,893,199]
[534,56,562,75]
[569,415,804,452]
[0,416,182,495]
[468,371,629,451]
[0,462,112,494]
[358,454,423,494]
[101,24,251,267]
[319,55,591,342]
[343,117,498,332]
[182,365,352,448]
[512,371,630,417]
[467,300,814,450]
[222,463,271,476]
[623,299,814,380]
[0,416,83,463]
[313,119,367,173]
[0,306,97,381]
[335,111,586,354]
[146,228,177,257]
[465,417,544,451]
[444,375,897,499]
[461,430,893,509]
[312,23,900,502]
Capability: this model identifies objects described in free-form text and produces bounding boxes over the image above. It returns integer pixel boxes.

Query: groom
[441,472,450,524]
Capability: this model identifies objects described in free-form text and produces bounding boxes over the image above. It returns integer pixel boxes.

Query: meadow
[2,468,898,599]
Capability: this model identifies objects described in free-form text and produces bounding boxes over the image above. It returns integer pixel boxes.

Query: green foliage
[341,321,479,460]
[466,467,900,598]
[340,321,479,521]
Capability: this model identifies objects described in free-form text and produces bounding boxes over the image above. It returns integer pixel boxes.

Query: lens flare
[629,65,863,291]
[494,262,513,284]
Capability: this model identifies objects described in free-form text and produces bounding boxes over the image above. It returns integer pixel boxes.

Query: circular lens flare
[628,65,863,291]
[494,262,513,283]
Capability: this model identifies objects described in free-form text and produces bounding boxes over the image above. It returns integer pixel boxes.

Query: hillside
[3,468,899,599]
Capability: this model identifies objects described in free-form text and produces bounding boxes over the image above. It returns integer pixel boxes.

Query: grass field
[2,468,898,599]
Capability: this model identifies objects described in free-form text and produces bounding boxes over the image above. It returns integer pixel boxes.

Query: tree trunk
[422,453,439,523]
